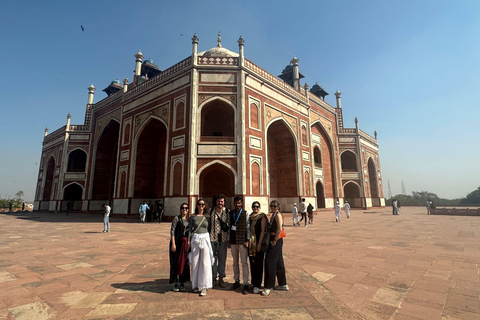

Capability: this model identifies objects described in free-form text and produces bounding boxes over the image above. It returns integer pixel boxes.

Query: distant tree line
[386,186,480,206]
[0,191,25,209]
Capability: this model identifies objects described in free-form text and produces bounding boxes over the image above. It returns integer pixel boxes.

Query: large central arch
[134,118,167,198]
[267,119,298,198]
[311,122,336,201]
[91,120,120,200]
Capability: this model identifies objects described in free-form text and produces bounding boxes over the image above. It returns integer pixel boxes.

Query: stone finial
[123,78,129,85]
[67,113,71,119]
[374,131,377,139]
[135,50,144,60]
[88,84,96,93]
[290,56,299,65]
[217,31,222,47]
[304,83,309,90]
[237,35,245,46]
[44,127,49,136]
[355,117,358,124]
[334,90,341,98]
[192,33,199,44]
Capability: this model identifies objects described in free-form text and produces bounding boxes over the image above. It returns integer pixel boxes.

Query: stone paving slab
[0,207,479,319]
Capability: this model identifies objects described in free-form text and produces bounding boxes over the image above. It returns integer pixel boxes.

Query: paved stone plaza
[0,207,478,319]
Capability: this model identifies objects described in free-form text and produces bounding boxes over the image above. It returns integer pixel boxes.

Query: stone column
[123,78,129,93]
[192,33,199,67]
[44,127,49,137]
[134,51,143,77]
[66,113,71,131]
[238,36,245,67]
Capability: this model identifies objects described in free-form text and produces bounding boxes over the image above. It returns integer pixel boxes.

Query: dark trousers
[299,212,307,226]
[264,238,286,289]
[249,250,265,288]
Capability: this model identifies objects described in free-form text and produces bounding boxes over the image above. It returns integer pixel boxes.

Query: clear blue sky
[1,0,479,201]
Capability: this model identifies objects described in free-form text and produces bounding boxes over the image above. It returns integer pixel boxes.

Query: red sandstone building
[34,33,385,217]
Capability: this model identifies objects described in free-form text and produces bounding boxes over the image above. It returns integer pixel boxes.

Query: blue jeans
[103,216,110,231]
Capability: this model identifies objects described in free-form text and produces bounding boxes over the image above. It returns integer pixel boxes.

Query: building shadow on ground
[111,279,174,294]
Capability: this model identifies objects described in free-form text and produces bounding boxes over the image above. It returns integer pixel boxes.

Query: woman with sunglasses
[169,203,191,292]
[248,201,268,294]
[262,200,288,296]
[189,199,214,296]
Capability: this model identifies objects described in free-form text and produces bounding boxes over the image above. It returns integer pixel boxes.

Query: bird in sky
[81,25,84,32]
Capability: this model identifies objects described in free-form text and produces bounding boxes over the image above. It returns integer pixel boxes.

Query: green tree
[460,186,480,204]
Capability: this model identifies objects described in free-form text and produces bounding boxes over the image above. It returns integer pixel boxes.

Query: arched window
[251,161,260,195]
[341,151,357,172]
[172,162,182,196]
[313,146,322,167]
[67,149,87,172]
[201,99,234,142]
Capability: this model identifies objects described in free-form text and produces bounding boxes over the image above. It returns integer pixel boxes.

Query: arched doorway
[368,158,379,206]
[311,123,336,200]
[134,118,167,198]
[316,181,325,208]
[267,120,298,198]
[344,182,361,208]
[199,163,235,208]
[63,183,83,210]
[42,156,55,200]
[92,120,120,200]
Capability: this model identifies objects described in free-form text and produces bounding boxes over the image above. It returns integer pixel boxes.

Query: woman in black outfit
[262,200,288,296]
[248,201,267,294]
[169,203,191,292]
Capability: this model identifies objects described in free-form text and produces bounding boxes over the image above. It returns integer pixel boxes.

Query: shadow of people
[111,279,177,295]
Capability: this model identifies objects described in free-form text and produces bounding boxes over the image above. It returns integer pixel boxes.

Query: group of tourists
[169,194,288,297]
[334,200,351,222]
[138,200,164,223]
[291,198,315,227]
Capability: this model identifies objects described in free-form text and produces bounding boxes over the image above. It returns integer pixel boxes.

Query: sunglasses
[270,205,277,208]
[181,207,189,210]
[252,206,260,209]
[197,203,205,206]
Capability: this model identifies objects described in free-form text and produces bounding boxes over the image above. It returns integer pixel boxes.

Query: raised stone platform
[0,206,478,319]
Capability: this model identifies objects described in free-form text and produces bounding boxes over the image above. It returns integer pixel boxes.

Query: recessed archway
[267,120,298,197]
[67,149,87,172]
[199,163,235,208]
[341,150,357,172]
[42,156,55,201]
[368,158,379,206]
[201,98,234,141]
[316,181,325,208]
[134,118,167,198]
[344,182,361,208]
[91,120,120,200]
[311,122,336,199]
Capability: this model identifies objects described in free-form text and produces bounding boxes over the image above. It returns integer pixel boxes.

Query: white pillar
[192,33,199,66]
[87,84,95,104]
[335,90,342,109]
[44,127,49,137]
[238,36,245,67]
[134,51,144,77]
[66,113,71,131]
[123,78,129,93]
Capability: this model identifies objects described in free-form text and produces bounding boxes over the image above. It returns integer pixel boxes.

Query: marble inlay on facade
[198,56,238,66]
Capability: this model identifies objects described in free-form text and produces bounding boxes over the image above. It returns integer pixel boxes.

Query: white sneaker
[261,289,271,296]
[253,287,260,294]
[274,285,289,291]
[200,289,207,296]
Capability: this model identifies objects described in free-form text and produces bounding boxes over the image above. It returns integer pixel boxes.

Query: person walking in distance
[298,198,307,227]
[344,201,350,218]
[139,201,149,223]
[334,200,341,222]
[102,204,111,233]
[291,203,299,226]
[228,196,250,295]
[307,203,314,225]
[209,194,230,288]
